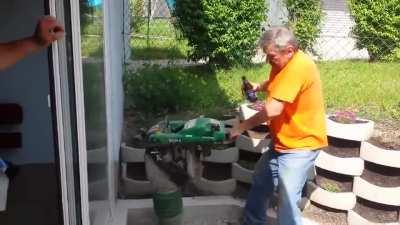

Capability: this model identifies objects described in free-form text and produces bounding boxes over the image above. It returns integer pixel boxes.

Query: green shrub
[124,67,189,113]
[173,0,267,67]
[123,65,243,116]
[348,0,400,61]
[284,0,323,54]
[130,0,146,33]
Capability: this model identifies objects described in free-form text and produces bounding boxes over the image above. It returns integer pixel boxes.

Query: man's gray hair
[259,26,299,51]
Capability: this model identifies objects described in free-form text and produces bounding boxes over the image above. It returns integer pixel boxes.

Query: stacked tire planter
[351,139,400,224]
[233,104,270,189]
[309,115,400,225]
[120,118,241,197]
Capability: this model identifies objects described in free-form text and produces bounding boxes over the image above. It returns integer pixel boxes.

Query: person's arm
[0,38,40,70]
[230,97,284,138]
[0,16,64,70]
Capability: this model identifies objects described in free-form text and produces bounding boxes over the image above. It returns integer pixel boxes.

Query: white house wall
[263,0,369,61]
[314,0,369,60]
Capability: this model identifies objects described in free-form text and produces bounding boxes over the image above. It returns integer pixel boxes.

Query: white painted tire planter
[239,103,258,121]
[89,178,109,200]
[121,162,155,196]
[87,146,107,163]
[203,147,239,163]
[348,210,400,225]
[0,172,9,211]
[223,117,239,127]
[326,115,374,141]
[307,182,356,210]
[360,142,400,168]
[232,162,254,184]
[193,177,237,195]
[315,151,364,176]
[235,132,271,153]
[353,177,400,206]
[121,143,146,163]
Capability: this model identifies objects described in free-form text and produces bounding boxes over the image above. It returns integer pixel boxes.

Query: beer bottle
[241,76,257,102]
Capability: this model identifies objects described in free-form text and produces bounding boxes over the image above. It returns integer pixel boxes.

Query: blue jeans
[243,149,320,225]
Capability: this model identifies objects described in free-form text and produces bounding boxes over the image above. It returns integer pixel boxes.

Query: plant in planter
[326,108,374,142]
[319,180,341,193]
[330,109,357,124]
[315,167,353,193]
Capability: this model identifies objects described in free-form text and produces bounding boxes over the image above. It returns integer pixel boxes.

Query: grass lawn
[130,18,189,60]
[125,60,400,122]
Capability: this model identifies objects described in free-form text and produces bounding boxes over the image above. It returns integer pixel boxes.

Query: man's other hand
[229,121,243,140]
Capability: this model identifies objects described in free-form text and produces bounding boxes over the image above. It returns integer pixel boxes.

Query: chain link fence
[125,0,399,64]
[125,0,189,68]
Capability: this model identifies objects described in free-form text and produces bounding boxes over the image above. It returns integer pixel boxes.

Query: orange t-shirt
[266,50,328,151]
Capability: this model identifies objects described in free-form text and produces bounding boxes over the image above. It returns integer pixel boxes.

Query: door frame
[49,0,90,224]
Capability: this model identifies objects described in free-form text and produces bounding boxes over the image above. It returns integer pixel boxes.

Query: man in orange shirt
[230,27,328,225]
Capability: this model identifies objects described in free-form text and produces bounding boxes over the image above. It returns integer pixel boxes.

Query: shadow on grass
[130,46,187,60]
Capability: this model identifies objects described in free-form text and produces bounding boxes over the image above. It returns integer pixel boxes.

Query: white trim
[49,1,71,225]
[103,0,117,217]
[69,0,90,224]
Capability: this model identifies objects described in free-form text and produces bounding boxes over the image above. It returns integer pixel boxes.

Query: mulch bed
[361,161,400,188]
[324,136,360,158]
[315,167,353,192]
[353,197,400,223]
[302,202,347,225]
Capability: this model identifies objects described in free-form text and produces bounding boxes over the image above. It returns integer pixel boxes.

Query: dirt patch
[371,119,400,150]
[315,167,353,192]
[361,161,400,187]
[302,202,347,225]
[353,197,400,223]
[324,136,360,158]
[368,138,400,151]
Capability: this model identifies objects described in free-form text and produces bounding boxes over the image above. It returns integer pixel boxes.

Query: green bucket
[152,191,183,219]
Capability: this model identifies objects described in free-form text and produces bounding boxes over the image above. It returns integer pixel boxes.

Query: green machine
[141,116,229,185]
[138,117,230,225]
[147,117,226,145]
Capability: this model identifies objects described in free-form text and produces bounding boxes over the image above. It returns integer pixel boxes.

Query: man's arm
[230,97,284,138]
[0,16,64,70]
